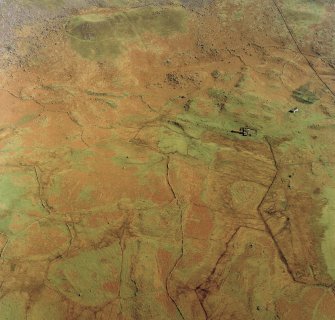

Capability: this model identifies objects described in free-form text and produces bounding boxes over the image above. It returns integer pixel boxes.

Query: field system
[0,0,335,319]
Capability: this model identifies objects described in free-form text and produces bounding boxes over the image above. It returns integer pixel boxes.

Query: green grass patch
[292,84,318,104]
[104,100,117,108]
[48,245,121,306]
[67,6,188,60]
[208,87,227,102]
[16,113,38,126]
[0,292,27,320]
[0,170,46,234]
[282,0,325,38]
[78,185,94,201]
[319,187,335,280]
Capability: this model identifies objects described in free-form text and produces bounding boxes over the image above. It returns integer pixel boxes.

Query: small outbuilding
[289,107,299,114]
